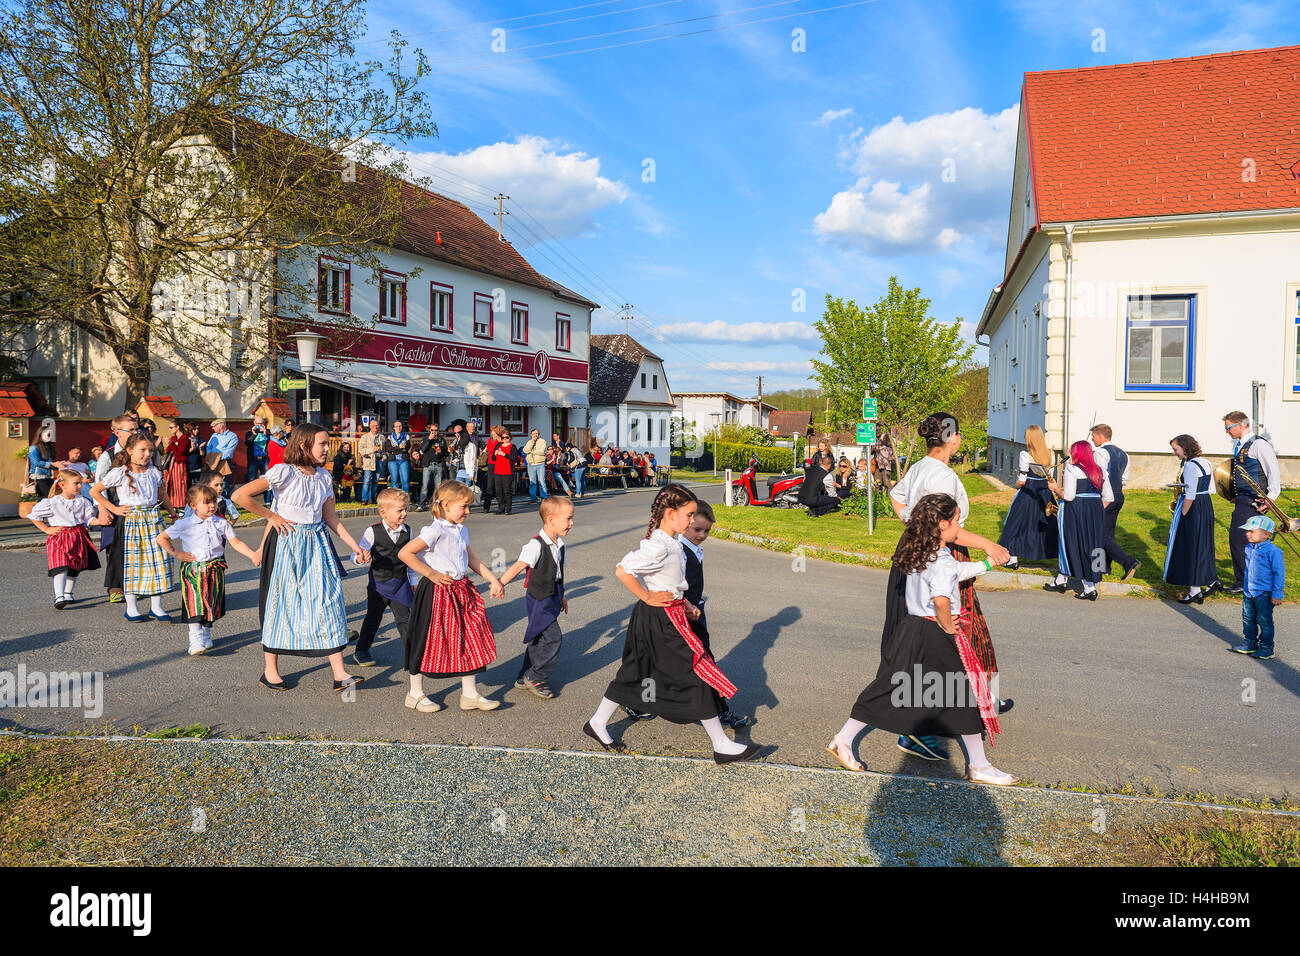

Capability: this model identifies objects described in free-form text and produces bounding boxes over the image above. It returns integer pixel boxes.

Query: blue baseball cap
[1239,515,1276,534]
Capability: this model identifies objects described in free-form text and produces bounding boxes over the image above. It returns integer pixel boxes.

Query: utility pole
[618,303,634,335]
[493,193,510,242]
[757,376,763,429]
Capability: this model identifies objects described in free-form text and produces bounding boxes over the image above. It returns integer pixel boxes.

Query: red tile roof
[250,396,293,419]
[768,410,813,434]
[0,382,56,418]
[1024,45,1300,222]
[139,395,181,417]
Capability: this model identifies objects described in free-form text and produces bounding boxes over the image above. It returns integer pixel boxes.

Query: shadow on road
[862,773,1007,865]
[1172,604,1300,703]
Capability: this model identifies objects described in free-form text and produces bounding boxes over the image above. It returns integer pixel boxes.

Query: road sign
[302,398,321,412]
[279,376,307,391]
[862,395,878,420]
[856,422,876,445]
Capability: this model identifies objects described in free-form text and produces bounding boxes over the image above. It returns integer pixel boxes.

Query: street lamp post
[292,331,322,426]
[711,412,721,478]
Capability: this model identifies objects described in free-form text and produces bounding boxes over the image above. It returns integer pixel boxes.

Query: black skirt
[1164,494,1217,586]
[101,509,125,591]
[1057,494,1105,583]
[998,478,1059,561]
[257,525,348,657]
[851,615,984,738]
[604,601,719,724]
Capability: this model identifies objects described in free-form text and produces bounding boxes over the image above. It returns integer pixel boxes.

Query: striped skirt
[180,559,226,626]
[46,525,101,577]
[164,457,189,510]
[258,523,348,657]
[122,506,173,596]
[406,576,497,676]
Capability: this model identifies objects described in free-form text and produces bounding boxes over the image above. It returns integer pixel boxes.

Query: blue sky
[356,0,1299,395]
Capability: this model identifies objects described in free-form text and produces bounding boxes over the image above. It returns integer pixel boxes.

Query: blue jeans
[420,464,444,504]
[1242,593,1275,653]
[527,462,548,501]
[247,457,269,504]
[573,465,586,496]
[387,459,411,496]
[361,469,377,503]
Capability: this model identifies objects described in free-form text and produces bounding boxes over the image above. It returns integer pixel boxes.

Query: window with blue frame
[1124,294,1195,391]
[1293,290,1300,392]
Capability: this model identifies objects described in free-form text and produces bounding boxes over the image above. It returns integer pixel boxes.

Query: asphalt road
[2,483,1297,801]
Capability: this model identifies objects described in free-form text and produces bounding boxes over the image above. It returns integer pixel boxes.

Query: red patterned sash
[661,599,737,699]
[952,608,1000,742]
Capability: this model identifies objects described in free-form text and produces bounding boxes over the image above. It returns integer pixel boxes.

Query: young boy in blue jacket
[1231,515,1284,660]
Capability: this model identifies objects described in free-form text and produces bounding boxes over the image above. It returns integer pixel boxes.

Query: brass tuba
[1026,461,1060,516]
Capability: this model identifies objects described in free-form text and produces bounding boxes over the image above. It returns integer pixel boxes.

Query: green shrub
[712,442,795,472]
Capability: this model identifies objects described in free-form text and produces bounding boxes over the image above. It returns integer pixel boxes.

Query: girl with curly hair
[582,483,762,763]
[827,494,1017,785]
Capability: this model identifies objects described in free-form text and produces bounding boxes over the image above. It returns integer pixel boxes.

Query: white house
[674,392,774,443]
[587,333,673,460]
[978,44,1300,488]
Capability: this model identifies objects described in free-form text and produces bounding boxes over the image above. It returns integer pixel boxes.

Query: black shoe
[1121,561,1141,582]
[582,721,626,752]
[353,649,375,667]
[624,707,655,720]
[1075,590,1098,601]
[1204,580,1223,596]
[714,743,761,765]
[347,630,359,645]
[1042,581,1068,593]
[997,698,1014,715]
[333,675,366,693]
[1004,560,1019,572]
[1178,591,1204,605]
[259,674,289,691]
[1222,584,1244,595]
[719,708,754,729]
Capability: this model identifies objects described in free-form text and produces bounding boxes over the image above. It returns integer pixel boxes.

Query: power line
[358,0,689,47]
[356,0,642,44]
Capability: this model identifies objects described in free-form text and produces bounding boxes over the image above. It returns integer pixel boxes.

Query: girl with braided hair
[583,483,762,763]
[827,494,1018,785]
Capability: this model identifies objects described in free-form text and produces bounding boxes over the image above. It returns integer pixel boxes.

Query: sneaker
[897,734,949,761]
[521,678,555,699]
[108,590,125,604]
[1229,643,1258,655]
[1223,584,1245,595]
[188,644,207,657]
[1251,648,1275,660]
[353,649,375,667]
[719,708,754,729]
[623,707,655,720]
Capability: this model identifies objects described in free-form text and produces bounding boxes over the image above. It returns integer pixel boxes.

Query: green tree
[0,0,433,403]
[810,278,974,467]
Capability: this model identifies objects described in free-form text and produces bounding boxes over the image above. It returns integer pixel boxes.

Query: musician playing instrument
[1090,424,1141,581]
[998,424,1058,568]
[1223,412,1280,595]
[1165,434,1221,604]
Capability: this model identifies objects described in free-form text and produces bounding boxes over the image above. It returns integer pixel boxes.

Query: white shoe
[460,689,500,711]
[188,644,207,657]
[967,764,1019,786]
[404,693,442,713]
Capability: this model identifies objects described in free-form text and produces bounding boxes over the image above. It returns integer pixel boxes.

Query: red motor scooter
[731,456,804,507]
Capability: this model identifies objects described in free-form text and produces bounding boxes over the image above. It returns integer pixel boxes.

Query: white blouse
[412,518,470,582]
[1180,457,1213,497]
[1060,462,1114,504]
[99,465,163,507]
[29,495,97,527]
[266,463,334,523]
[617,529,687,599]
[906,548,962,617]
[890,456,969,525]
[162,514,236,563]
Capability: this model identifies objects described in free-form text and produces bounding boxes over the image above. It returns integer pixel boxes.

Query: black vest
[1233,437,1266,504]
[525,534,564,599]
[683,544,704,607]
[368,522,410,583]
[1104,444,1127,502]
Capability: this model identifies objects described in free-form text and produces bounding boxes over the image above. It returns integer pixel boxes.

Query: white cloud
[814,105,1019,255]
[816,108,855,126]
[704,360,812,373]
[654,320,820,345]
[395,135,629,243]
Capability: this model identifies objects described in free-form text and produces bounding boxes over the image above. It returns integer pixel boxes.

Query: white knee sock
[1189,585,1202,596]
[460,675,479,697]
[149,595,165,615]
[835,718,869,747]
[587,697,620,743]
[1054,573,1068,586]
[702,716,746,754]
[65,576,76,598]
[409,674,424,697]
[124,593,141,616]
[52,573,67,600]
[962,733,990,769]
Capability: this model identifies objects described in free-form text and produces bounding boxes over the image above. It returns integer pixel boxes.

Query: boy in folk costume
[351,488,416,668]
[499,497,575,699]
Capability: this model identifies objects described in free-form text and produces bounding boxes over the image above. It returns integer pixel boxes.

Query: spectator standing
[245,416,271,487]
[332,442,356,502]
[27,428,58,498]
[357,419,382,504]
[163,422,192,510]
[184,422,203,484]
[490,428,516,515]
[416,422,445,509]
[205,419,239,498]
[384,419,412,495]
[524,428,549,503]
[569,444,587,498]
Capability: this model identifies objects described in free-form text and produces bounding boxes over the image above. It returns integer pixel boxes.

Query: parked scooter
[731,456,804,507]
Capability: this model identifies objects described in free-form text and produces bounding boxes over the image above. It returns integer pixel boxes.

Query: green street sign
[856,422,876,445]
[862,396,878,420]
[279,377,308,391]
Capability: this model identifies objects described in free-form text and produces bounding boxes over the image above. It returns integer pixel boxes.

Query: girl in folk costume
[998,424,1059,566]
[827,494,1018,785]
[886,412,1011,762]
[162,421,192,510]
[90,433,180,622]
[157,483,259,656]
[396,480,506,712]
[1164,434,1222,605]
[583,484,763,764]
[28,469,107,609]
[232,423,367,693]
[184,470,240,523]
[1043,440,1113,601]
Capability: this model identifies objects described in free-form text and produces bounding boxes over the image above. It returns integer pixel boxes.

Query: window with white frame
[1125,294,1195,390]
[511,303,528,345]
[652,374,658,390]
[630,417,640,444]
[430,282,452,332]
[474,293,493,338]
[555,312,571,351]
[658,417,665,443]
[379,271,406,325]
[318,257,349,314]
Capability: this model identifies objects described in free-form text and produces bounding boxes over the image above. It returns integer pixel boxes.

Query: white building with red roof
[977,44,1300,487]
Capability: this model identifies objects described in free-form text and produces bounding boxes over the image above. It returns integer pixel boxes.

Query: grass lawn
[714,472,1300,599]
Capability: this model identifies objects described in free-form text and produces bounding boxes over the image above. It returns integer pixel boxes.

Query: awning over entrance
[283,359,475,404]
[465,380,589,409]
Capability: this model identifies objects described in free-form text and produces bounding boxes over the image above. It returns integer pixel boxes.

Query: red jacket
[268,438,286,468]
[491,440,514,475]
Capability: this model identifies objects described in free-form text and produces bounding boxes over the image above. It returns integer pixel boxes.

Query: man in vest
[1090,424,1140,581]
[350,488,414,669]
[1223,411,1281,595]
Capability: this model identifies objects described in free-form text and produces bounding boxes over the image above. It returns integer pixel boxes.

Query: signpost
[856,422,876,445]
[862,395,877,420]
[278,377,307,392]
[302,398,321,413]
[861,392,877,535]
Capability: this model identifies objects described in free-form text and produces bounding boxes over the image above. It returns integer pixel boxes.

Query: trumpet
[1227,462,1300,560]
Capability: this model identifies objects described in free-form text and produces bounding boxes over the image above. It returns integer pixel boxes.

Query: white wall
[624,357,669,403]
[986,245,1049,445]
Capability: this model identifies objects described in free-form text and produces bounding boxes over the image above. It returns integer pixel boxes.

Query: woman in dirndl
[1164,434,1221,604]
[885,412,1012,761]
[998,424,1059,566]
[90,433,179,623]
[396,480,506,713]
[582,484,763,763]
[232,423,367,693]
[1043,440,1112,600]
[163,421,192,510]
